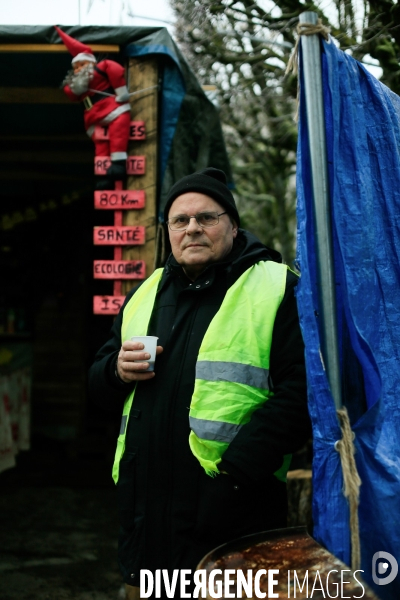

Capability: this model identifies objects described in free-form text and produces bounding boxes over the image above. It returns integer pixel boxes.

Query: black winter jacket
[88,230,310,591]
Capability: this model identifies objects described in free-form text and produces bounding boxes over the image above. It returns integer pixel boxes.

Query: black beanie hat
[164,167,240,227]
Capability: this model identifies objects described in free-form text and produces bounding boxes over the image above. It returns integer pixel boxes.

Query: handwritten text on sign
[93,121,146,141]
[94,190,145,209]
[127,156,145,175]
[94,156,146,175]
[93,226,145,245]
[93,260,145,279]
[93,296,125,315]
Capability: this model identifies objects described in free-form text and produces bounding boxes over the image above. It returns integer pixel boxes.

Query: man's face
[73,60,92,74]
[168,192,238,280]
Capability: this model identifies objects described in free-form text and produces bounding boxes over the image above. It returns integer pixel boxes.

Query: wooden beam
[0,44,119,53]
[0,87,70,104]
[287,469,312,530]
[0,150,92,163]
[122,56,159,294]
[0,134,89,142]
[0,171,89,182]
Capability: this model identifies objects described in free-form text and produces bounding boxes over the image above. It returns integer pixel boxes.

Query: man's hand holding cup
[117,336,163,383]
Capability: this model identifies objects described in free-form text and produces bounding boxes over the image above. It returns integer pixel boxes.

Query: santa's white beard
[63,63,95,95]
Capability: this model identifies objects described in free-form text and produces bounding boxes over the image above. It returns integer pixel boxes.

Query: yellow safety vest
[112,261,291,483]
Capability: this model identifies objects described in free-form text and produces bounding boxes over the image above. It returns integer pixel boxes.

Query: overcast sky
[0,0,175,30]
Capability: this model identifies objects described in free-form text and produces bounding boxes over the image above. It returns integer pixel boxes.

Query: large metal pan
[197,527,379,599]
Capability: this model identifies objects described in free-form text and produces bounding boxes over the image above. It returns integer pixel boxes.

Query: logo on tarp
[372,552,398,586]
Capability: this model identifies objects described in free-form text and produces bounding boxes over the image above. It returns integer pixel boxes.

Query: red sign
[93,260,145,279]
[94,156,111,175]
[93,121,146,141]
[94,190,145,209]
[127,156,146,175]
[94,156,146,175]
[93,226,145,245]
[93,296,125,315]
[129,121,146,140]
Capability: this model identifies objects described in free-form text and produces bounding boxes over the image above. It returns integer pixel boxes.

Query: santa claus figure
[55,26,131,189]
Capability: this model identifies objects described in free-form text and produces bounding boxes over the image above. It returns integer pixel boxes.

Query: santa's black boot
[106,159,126,181]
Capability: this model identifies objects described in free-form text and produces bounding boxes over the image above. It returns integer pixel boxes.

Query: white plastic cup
[130,336,159,371]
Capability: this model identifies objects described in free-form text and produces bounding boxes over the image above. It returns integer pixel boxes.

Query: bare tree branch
[169,0,400,262]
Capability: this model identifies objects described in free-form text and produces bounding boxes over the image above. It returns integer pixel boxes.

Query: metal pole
[299,11,342,409]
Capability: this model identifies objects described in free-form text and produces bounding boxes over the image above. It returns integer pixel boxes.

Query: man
[55,26,131,189]
[89,168,310,599]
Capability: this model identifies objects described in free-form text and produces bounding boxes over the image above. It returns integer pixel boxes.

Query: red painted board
[129,121,146,140]
[114,211,122,227]
[126,156,146,175]
[93,296,125,315]
[93,121,146,141]
[113,280,122,295]
[94,156,112,175]
[94,190,145,209]
[93,260,146,279]
[93,226,145,245]
[92,125,110,141]
[94,156,146,175]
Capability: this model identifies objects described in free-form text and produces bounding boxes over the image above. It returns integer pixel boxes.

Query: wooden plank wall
[122,56,159,295]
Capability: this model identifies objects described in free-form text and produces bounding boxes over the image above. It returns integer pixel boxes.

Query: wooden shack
[0,25,232,465]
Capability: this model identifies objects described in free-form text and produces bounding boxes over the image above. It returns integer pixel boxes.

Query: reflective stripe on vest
[189,416,242,442]
[196,360,270,389]
[188,261,291,480]
[112,269,163,484]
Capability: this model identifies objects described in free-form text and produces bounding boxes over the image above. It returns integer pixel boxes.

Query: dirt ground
[0,446,125,600]
[0,438,313,600]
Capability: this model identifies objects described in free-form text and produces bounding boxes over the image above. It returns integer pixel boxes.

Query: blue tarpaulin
[296,37,400,598]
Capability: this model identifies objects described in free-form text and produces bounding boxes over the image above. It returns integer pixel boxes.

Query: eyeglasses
[167,211,227,231]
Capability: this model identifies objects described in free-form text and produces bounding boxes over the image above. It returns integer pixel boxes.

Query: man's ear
[231,220,238,237]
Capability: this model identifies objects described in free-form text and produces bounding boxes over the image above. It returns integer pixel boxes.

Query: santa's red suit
[63,59,131,161]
